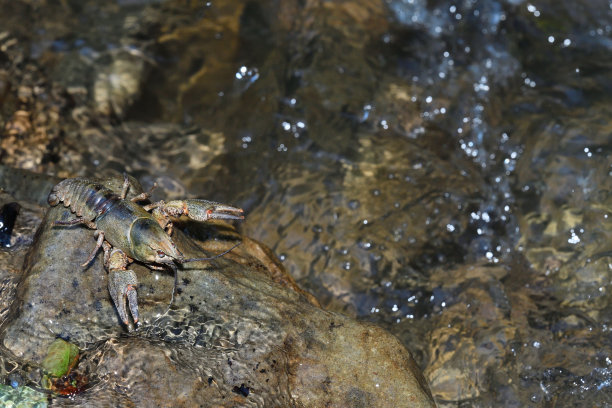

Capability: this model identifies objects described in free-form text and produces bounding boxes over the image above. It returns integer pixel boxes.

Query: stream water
[1,0,611,406]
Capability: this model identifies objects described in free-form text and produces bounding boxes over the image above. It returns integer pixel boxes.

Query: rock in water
[1,176,435,407]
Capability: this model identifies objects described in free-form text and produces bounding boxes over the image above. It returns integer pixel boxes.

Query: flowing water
[0,0,611,406]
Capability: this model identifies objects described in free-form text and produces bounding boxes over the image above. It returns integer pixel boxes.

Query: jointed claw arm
[144,199,244,232]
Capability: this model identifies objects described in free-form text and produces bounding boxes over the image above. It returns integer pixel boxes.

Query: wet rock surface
[0,176,434,407]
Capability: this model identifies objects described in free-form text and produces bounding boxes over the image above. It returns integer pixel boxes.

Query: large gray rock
[1,177,435,407]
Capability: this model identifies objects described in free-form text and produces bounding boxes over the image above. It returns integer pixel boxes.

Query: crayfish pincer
[47,174,244,328]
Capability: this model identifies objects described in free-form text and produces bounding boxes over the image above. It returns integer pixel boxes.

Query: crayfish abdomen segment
[48,178,121,221]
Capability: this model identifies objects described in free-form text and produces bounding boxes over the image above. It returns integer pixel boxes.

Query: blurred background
[1,0,611,405]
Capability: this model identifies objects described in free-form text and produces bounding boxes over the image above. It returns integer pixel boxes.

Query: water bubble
[359,240,372,249]
[568,230,581,244]
[347,199,360,210]
[548,36,555,43]
[241,135,252,149]
[235,66,246,79]
[527,4,541,17]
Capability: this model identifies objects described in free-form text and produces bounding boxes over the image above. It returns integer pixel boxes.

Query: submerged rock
[0,176,435,407]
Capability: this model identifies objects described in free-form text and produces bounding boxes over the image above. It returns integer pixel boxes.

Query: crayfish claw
[167,199,244,222]
[127,286,139,324]
[108,269,139,327]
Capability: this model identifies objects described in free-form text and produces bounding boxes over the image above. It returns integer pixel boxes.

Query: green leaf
[41,339,80,377]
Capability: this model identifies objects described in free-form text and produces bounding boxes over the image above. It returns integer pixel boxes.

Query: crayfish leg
[120,173,130,200]
[81,230,105,267]
[54,218,96,229]
[130,183,157,203]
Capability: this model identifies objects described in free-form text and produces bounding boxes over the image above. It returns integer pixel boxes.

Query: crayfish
[48,174,244,328]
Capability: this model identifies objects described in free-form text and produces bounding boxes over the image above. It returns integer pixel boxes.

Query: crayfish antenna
[180,241,242,263]
[161,263,179,318]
